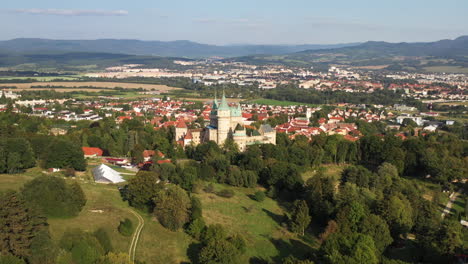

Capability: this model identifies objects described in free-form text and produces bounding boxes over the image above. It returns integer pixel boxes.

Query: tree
[0,192,48,260]
[379,194,414,238]
[320,233,378,264]
[290,200,311,236]
[59,228,105,264]
[0,254,26,264]
[360,214,393,253]
[21,176,86,218]
[153,185,191,231]
[43,139,86,171]
[198,240,242,264]
[122,171,163,211]
[0,138,35,174]
[436,220,462,255]
[29,229,57,264]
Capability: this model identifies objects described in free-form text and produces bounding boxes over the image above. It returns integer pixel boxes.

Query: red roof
[184,131,193,140]
[82,147,103,156]
[157,159,171,164]
[143,150,155,158]
[176,119,187,128]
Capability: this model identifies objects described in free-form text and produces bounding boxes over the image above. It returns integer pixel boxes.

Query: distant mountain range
[233,36,468,72]
[0,38,359,58]
[0,36,467,73]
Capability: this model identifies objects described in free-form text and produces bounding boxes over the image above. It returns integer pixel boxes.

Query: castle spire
[218,89,229,110]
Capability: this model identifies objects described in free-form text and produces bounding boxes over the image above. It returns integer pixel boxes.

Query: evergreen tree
[290,200,311,236]
[0,192,48,259]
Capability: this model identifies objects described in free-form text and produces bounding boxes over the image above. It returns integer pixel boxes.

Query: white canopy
[93,164,125,184]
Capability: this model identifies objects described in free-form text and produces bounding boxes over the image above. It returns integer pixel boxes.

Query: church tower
[217,90,230,144]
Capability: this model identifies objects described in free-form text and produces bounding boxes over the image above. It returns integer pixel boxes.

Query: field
[0,81,181,92]
[248,98,317,107]
[0,76,81,81]
[423,66,468,74]
[195,183,315,262]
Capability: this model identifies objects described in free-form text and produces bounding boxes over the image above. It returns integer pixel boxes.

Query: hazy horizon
[1,0,467,45]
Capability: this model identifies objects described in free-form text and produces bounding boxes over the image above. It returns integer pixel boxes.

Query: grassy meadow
[195,182,316,262]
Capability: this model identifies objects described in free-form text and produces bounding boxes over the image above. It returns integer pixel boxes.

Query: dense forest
[0,108,467,263]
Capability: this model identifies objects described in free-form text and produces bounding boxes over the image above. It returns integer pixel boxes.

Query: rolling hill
[232,36,468,72]
[0,38,359,58]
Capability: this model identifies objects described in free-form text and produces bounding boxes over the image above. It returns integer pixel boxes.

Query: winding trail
[128,209,145,262]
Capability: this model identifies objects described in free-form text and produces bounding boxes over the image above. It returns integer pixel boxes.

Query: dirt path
[128,209,145,262]
[441,190,462,218]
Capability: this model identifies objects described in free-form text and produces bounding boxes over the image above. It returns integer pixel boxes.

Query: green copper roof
[218,90,229,110]
[212,91,218,109]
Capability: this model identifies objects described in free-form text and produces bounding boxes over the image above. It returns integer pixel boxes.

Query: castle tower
[217,90,231,144]
[209,91,219,128]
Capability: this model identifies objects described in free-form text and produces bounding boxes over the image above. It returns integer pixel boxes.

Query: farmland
[0,81,181,92]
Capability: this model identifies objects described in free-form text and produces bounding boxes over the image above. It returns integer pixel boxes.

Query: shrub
[93,228,113,253]
[187,218,206,240]
[192,181,205,194]
[217,189,235,198]
[191,196,203,220]
[253,191,266,202]
[118,218,133,237]
[204,183,215,193]
[63,168,76,177]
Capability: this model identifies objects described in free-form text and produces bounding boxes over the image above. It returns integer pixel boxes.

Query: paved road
[441,191,462,218]
[128,209,145,262]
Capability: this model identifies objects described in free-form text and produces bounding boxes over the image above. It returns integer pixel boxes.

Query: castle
[175,92,276,151]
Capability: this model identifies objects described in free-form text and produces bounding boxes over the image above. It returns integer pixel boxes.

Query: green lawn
[195,183,315,262]
[248,98,317,107]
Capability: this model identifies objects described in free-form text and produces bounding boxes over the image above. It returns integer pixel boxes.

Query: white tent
[93,164,125,184]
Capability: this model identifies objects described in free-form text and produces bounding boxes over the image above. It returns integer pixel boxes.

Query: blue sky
[1,0,467,45]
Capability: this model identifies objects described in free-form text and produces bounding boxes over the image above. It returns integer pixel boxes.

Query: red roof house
[82,147,104,157]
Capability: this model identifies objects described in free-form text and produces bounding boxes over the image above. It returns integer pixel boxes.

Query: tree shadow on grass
[262,208,286,225]
[265,237,316,263]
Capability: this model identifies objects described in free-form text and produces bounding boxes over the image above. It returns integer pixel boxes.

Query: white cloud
[12,9,129,16]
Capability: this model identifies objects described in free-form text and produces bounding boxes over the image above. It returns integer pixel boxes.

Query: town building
[175,92,276,151]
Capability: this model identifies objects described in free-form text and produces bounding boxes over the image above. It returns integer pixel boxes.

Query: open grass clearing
[195,182,315,262]
[301,164,347,183]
